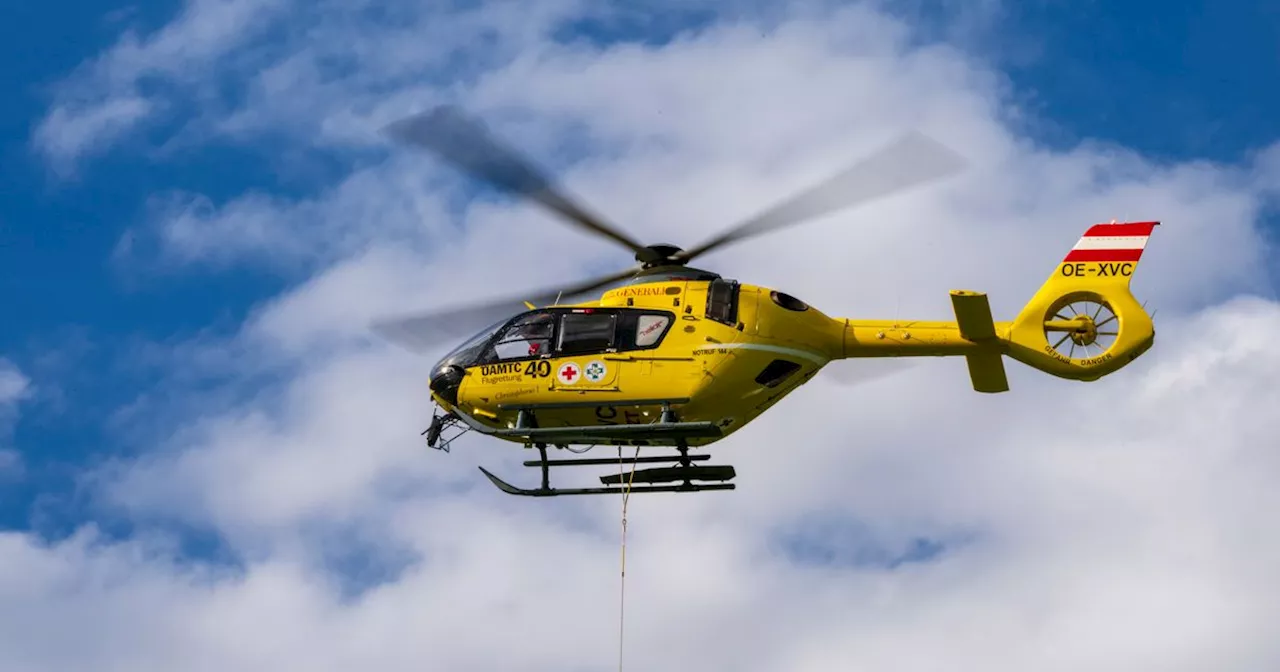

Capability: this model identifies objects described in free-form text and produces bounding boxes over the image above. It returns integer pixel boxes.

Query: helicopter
[372,106,1160,497]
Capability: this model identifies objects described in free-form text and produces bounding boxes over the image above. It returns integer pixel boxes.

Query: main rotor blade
[370,266,643,354]
[383,106,648,255]
[674,131,967,263]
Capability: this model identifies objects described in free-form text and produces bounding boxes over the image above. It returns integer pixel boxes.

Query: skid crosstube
[490,421,722,445]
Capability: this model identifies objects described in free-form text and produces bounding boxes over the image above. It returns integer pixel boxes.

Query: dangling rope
[617,444,640,672]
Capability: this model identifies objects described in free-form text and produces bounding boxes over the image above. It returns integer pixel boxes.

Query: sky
[3,0,1280,669]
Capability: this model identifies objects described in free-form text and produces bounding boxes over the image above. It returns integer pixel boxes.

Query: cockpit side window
[485,311,555,361]
[634,314,670,346]
[557,311,616,355]
[616,310,674,351]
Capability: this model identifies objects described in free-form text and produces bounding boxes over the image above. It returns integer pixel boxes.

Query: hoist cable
[617,445,640,672]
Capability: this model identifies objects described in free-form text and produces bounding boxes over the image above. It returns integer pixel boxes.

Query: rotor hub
[635,243,685,267]
[1068,317,1099,346]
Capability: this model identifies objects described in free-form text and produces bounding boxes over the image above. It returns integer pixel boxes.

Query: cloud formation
[0,359,30,475]
[14,2,1280,671]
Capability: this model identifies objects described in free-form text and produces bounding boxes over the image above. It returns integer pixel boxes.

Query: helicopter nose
[429,364,465,406]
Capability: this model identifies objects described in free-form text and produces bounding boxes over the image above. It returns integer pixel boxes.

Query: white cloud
[30,0,607,174]
[0,358,30,476]
[15,2,1280,671]
[31,0,294,172]
[31,95,154,175]
[0,451,19,477]
[0,360,28,408]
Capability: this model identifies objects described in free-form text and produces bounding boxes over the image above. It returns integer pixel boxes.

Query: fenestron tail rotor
[373,105,968,353]
[1043,298,1120,360]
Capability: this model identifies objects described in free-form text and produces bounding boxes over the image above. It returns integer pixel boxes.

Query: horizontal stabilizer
[964,351,1009,393]
[950,290,998,341]
[950,290,1009,392]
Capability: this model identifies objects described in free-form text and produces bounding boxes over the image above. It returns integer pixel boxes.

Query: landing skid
[478,445,737,497]
[434,398,738,497]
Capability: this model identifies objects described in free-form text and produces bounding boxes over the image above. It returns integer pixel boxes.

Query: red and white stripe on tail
[1063,221,1160,263]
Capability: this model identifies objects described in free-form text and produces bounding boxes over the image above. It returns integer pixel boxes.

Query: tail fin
[1005,221,1160,381]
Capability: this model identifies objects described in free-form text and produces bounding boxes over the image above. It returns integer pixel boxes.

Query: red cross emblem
[560,364,578,382]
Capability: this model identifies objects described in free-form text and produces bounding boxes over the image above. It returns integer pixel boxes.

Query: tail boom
[834,220,1160,391]
[839,292,1012,393]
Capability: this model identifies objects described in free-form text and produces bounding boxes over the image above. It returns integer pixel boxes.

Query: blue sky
[2,0,1277,541]
[3,2,1280,667]
[972,2,1280,163]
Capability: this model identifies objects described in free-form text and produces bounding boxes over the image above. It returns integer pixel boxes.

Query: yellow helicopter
[374,107,1159,497]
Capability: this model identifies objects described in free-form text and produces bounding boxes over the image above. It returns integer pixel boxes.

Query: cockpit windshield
[433,318,508,371]
[485,311,556,361]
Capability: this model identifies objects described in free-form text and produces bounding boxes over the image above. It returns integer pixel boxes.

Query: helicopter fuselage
[428,275,844,447]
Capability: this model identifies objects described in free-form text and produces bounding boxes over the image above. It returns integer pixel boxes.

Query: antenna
[894,285,900,327]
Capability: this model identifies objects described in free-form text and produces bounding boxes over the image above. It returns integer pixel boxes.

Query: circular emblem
[584,360,608,383]
[557,362,582,385]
